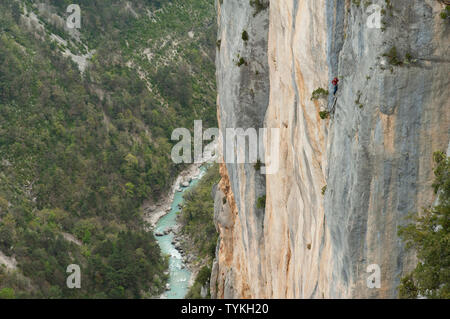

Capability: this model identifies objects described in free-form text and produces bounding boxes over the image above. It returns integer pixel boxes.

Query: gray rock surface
[211,0,270,298]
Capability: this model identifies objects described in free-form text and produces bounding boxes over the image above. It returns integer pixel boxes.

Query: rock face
[212,0,449,299]
[212,0,270,298]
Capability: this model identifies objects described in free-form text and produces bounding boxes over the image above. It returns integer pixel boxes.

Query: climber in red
[332,77,339,95]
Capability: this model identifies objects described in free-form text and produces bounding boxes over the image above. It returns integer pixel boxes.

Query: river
[154,165,207,299]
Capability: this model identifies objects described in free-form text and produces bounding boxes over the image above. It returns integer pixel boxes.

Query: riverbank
[173,164,220,298]
[144,164,207,298]
[143,142,217,298]
[143,164,202,228]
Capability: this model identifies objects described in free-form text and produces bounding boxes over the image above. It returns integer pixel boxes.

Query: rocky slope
[211,0,449,298]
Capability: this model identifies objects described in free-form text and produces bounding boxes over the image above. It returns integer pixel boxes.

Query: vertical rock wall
[212,0,449,298]
[323,0,449,298]
[211,0,270,298]
[263,0,333,298]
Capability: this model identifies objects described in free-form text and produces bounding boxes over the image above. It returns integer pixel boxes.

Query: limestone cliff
[211,0,449,298]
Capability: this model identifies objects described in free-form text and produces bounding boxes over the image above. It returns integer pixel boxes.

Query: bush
[249,0,269,17]
[382,47,417,67]
[440,6,450,19]
[257,195,266,209]
[0,287,15,299]
[242,30,249,42]
[236,57,247,67]
[254,159,262,171]
[319,111,330,119]
[383,46,402,66]
[311,88,329,100]
[185,266,211,299]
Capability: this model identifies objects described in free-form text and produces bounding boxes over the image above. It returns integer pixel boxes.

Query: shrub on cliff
[311,88,329,100]
[440,5,450,19]
[236,57,247,67]
[383,46,403,66]
[249,0,269,17]
[257,195,266,209]
[319,111,330,120]
[398,151,450,299]
[382,47,417,67]
[242,30,249,42]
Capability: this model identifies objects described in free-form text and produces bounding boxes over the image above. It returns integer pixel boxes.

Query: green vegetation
[236,57,247,67]
[384,0,393,11]
[242,30,249,42]
[355,90,364,109]
[398,151,450,299]
[180,165,220,260]
[0,0,216,298]
[254,159,262,171]
[383,46,403,66]
[0,287,15,299]
[382,47,417,67]
[440,6,450,19]
[363,1,372,10]
[180,164,220,298]
[186,265,212,299]
[249,0,270,17]
[311,88,329,101]
[322,185,327,196]
[257,195,266,209]
[319,111,330,120]
[403,52,418,65]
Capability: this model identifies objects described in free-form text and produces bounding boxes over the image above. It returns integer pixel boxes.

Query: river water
[154,166,207,299]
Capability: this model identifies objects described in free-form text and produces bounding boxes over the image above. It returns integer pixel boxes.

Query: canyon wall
[210,0,270,298]
[211,0,449,298]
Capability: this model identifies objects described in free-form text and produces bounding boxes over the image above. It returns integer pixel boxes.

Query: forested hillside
[180,164,220,298]
[0,0,216,298]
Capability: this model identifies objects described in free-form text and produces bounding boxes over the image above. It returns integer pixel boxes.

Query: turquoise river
[154,165,207,299]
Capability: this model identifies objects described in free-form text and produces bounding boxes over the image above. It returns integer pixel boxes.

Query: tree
[0,287,15,299]
[11,2,21,24]
[398,151,450,299]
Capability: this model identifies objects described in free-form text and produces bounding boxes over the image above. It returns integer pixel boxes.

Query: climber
[332,77,339,95]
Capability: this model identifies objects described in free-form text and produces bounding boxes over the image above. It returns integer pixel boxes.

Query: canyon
[211,0,449,298]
